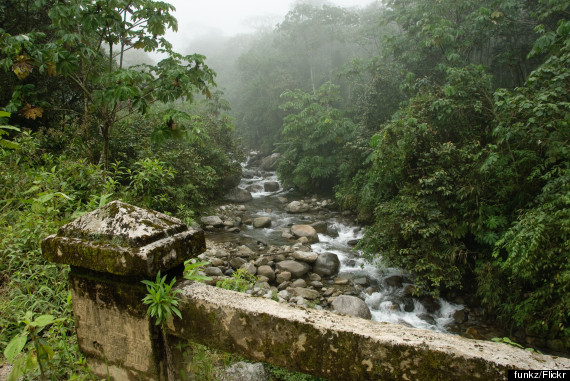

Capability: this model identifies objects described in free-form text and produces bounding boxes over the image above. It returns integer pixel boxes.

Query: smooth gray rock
[285,201,310,213]
[200,215,224,227]
[290,225,319,243]
[276,260,310,278]
[311,221,328,234]
[332,295,372,320]
[292,250,318,263]
[276,271,292,284]
[260,153,281,171]
[263,181,280,192]
[293,287,319,300]
[204,267,224,277]
[253,217,272,228]
[229,257,247,269]
[313,252,340,278]
[257,265,275,282]
[225,187,253,203]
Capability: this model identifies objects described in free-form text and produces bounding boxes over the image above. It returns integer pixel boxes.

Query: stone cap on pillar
[41,200,206,277]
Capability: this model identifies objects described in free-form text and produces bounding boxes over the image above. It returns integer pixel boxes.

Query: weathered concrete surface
[40,201,208,381]
[41,200,205,277]
[170,281,570,381]
[69,269,166,380]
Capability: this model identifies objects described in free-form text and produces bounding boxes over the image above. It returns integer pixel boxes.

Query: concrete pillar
[41,201,206,380]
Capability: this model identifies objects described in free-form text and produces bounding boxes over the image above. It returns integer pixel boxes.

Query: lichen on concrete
[41,201,206,277]
[170,281,570,381]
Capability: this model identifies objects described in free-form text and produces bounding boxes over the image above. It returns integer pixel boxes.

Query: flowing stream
[209,161,471,335]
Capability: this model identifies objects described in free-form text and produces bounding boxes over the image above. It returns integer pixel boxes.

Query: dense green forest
[0,0,569,377]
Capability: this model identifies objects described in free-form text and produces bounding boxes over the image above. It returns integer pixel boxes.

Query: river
[204,159,491,336]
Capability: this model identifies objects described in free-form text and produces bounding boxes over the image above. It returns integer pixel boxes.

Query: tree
[277,83,356,192]
[0,0,216,169]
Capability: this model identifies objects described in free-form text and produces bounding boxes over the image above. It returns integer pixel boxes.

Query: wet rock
[384,275,404,288]
[326,227,339,238]
[292,250,318,263]
[285,201,310,213]
[263,181,280,192]
[420,295,441,313]
[245,184,264,193]
[310,221,328,234]
[344,259,357,267]
[276,260,310,278]
[347,239,360,247]
[402,284,417,297]
[417,313,437,326]
[290,225,319,243]
[453,309,468,324]
[225,187,253,203]
[313,252,340,278]
[201,216,224,227]
[332,295,372,320]
[260,153,281,171]
[253,217,272,228]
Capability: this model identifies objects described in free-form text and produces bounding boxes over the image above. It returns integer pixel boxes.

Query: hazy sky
[165,0,374,51]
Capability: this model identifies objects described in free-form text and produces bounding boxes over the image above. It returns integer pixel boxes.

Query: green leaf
[4,334,28,362]
[30,314,55,328]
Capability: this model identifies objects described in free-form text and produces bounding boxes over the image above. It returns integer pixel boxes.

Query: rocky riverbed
[196,196,507,343]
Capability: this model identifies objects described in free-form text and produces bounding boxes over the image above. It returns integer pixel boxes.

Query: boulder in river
[313,252,340,278]
[310,221,328,234]
[292,250,318,263]
[263,181,280,192]
[246,184,263,193]
[285,201,310,213]
[225,187,253,203]
[290,225,319,243]
[276,260,310,278]
[332,295,372,320]
[200,216,224,227]
[260,153,281,171]
[253,217,272,228]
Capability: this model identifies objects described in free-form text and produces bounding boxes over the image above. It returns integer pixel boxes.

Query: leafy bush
[360,65,496,295]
